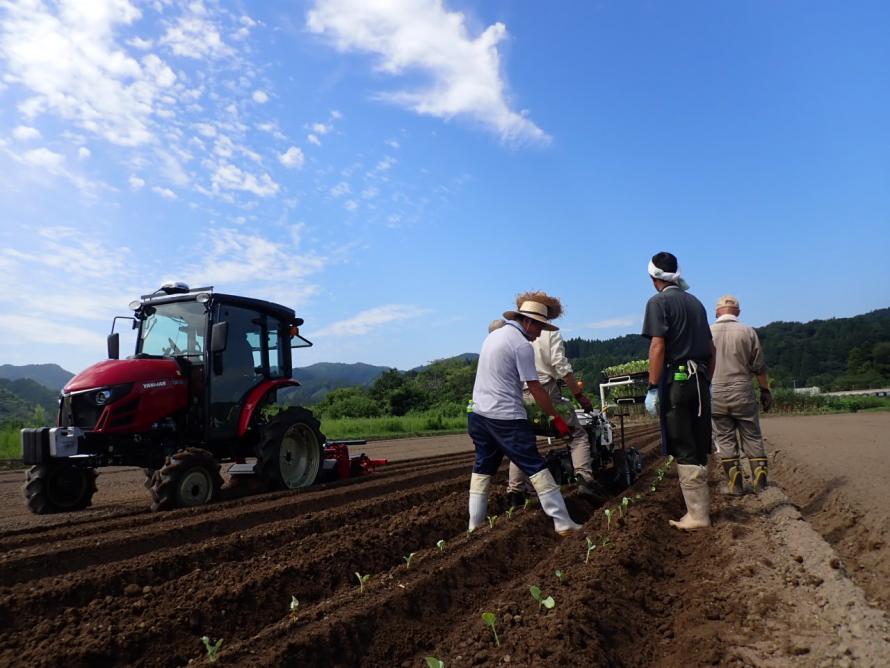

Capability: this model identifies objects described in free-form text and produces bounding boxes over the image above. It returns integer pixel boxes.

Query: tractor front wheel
[254,407,325,490]
[23,463,98,515]
[148,448,222,512]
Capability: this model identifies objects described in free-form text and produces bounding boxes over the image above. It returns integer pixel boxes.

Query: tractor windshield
[139,301,207,358]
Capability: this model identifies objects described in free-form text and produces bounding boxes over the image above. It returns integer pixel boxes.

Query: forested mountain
[566,307,890,392]
[0,364,73,391]
[0,378,58,424]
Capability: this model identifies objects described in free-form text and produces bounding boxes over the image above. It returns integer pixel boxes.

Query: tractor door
[208,304,290,442]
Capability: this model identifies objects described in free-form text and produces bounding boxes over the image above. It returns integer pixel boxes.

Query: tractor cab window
[139,301,206,358]
[266,320,287,378]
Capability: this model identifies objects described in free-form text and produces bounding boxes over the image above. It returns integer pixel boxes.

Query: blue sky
[0,0,887,375]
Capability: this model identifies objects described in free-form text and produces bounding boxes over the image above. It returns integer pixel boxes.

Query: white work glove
[644,388,658,416]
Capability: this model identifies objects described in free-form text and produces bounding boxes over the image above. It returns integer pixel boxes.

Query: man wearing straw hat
[505,291,600,509]
[642,252,716,530]
[467,296,582,536]
[711,294,772,494]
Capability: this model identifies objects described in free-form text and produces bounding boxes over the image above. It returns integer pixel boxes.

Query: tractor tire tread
[254,407,325,490]
[149,447,222,512]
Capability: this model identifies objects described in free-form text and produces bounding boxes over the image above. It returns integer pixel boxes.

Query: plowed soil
[1,417,889,667]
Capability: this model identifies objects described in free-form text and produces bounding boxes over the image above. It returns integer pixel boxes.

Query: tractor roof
[134,285,299,323]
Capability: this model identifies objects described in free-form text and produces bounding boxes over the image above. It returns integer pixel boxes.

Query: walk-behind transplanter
[535,378,645,493]
[20,283,386,514]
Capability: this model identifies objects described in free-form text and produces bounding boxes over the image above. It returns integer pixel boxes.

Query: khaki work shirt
[531,329,574,384]
[710,315,765,390]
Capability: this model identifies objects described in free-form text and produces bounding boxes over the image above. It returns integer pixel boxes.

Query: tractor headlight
[90,383,133,406]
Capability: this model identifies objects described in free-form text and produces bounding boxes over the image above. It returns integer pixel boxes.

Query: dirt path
[762,412,890,612]
[0,417,888,666]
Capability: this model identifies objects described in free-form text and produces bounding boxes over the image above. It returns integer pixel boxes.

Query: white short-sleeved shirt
[472,321,539,419]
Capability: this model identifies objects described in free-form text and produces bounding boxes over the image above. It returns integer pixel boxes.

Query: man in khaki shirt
[710,295,772,494]
[506,292,599,507]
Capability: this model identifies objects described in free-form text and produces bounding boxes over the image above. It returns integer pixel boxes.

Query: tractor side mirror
[107,333,120,360]
[211,322,228,352]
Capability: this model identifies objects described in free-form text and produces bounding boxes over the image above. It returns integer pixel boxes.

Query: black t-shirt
[641,286,712,365]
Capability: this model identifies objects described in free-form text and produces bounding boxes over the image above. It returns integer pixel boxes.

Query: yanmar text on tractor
[20,283,384,514]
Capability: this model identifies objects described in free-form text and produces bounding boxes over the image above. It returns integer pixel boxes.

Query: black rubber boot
[750,457,768,492]
[508,491,526,509]
[721,457,745,496]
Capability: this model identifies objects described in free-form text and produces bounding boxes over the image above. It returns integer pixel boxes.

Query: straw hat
[503,301,559,331]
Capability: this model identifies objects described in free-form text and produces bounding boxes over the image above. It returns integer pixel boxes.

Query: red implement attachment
[323,440,387,480]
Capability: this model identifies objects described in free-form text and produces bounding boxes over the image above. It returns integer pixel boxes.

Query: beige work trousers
[711,385,766,460]
[508,380,593,493]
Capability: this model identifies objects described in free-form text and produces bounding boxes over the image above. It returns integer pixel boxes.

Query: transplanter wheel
[254,407,325,490]
[148,448,222,512]
[23,463,98,515]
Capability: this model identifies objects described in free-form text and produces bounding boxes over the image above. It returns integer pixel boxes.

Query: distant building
[793,387,821,396]
[824,388,890,398]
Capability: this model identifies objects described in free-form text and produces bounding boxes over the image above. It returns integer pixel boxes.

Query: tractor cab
[117,284,311,452]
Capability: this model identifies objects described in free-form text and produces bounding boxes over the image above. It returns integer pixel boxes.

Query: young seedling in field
[523,498,531,511]
[635,494,642,501]
[481,611,500,647]
[201,636,223,663]
[289,596,299,624]
[487,514,498,528]
[425,657,445,668]
[356,572,370,593]
[505,506,515,519]
[467,527,475,539]
[403,552,416,569]
[529,585,556,611]
[585,536,596,564]
[601,535,611,549]
[436,539,446,552]
[604,508,615,531]
[620,496,631,517]
[555,569,564,584]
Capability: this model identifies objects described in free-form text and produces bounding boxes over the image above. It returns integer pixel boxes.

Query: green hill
[0,363,73,391]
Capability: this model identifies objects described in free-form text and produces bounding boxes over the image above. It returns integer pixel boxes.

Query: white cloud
[307,133,321,146]
[329,181,350,198]
[2,226,130,279]
[361,185,379,199]
[0,0,161,146]
[330,109,342,120]
[306,0,550,145]
[185,227,326,288]
[344,199,358,211]
[311,121,331,135]
[161,8,232,60]
[152,185,176,199]
[385,138,400,149]
[0,313,106,348]
[211,162,279,197]
[21,147,65,169]
[252,89,269,104]
[78,146,91,159]
[128,36,153,50]
[129,175,145,189]
[315,304,430,336]
[279,146,305,168]
[12,125,41,140]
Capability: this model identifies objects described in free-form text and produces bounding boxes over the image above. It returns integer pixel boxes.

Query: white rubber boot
[530,469,583,536]
[669,464,711,530]
[468,472,491,532]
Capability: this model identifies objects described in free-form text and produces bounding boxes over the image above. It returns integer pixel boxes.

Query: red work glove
[553,415,571,437]
[574,393,594,413]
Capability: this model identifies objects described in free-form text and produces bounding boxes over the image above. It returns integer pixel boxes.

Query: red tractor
[20,283,379,514]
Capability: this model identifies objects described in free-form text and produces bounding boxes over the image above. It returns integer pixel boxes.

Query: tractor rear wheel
[23,463,98,515]
[254,407,325,490]
[149,448,222,512]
